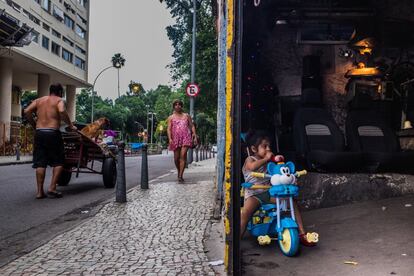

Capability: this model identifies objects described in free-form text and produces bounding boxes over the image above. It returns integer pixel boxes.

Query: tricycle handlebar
[295,170,307,177]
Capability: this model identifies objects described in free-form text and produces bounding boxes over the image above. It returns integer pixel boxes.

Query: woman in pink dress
[167,99,197,182]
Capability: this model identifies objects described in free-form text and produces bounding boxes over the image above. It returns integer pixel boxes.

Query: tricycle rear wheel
[102,158,116,188]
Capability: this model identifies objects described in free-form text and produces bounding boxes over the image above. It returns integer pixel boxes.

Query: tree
[152,85,187,121]
[115,94,147,135]
[195,112,215,145]
[21,91,38,108]
[94,103,131,133]
[162,0,218,142]
[111,53,126,68]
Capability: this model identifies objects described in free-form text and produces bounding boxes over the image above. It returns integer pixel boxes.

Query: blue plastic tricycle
[242,160,318,256]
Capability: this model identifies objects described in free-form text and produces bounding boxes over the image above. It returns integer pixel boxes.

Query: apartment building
[0,0,90,143]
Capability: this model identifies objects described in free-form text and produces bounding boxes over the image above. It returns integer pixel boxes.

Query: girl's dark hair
[245,129,271,149]
[172,99,183,108]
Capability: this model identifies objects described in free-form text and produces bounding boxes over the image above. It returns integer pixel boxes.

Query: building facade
[0,0,90,145]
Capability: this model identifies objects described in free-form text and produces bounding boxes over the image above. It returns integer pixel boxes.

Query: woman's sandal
[36,194,47,199]
[47,191,63,198]
[178,177,185,183]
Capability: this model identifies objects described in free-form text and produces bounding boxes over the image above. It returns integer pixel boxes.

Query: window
[62,48,73,63]
[9,1,21,13]
[75,45,86,55]
[64,14,74,29]
[75,56,85,70]
[41,0,50,12]
[298,23,354,44]
[76,13,87,25]
[62,36,74,47]
[33,0,40,4]
[42,35,49,49]
[43,23,50,31]
[22,9,30,18]
[52,29,61,38]
[4,12,19,25]
[51,41,60,55]
[31,30,39,43]
[53,5,64,21]
[75,24,86,38]
[28,13,41,25]
[77,0,87,7]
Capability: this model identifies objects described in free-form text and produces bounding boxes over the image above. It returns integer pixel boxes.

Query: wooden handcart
[57,130,117,188]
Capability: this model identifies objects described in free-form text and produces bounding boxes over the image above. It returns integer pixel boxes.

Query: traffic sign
[186,83,200,97]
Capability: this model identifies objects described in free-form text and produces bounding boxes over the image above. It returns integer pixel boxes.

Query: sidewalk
[0,158,224,275]
[0,155,32,166]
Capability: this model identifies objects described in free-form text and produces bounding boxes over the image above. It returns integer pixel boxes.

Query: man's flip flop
[47,191,63,198]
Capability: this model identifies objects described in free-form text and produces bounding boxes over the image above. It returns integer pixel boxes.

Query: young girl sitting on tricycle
[241,130,318,256]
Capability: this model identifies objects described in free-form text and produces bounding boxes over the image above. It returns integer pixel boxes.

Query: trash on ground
[382,206,387,211]
[344,261,358,265]
[404,204,412,207]
[401,253,407,256]
[81,210,89,214]
[209,260,224,266]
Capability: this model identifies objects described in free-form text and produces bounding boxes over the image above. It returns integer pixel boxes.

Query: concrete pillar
[0,58,12,143]
[66,85,76,122]
[37,73,50,97]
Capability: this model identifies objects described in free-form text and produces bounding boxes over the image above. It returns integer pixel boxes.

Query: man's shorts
[32,129,65,168]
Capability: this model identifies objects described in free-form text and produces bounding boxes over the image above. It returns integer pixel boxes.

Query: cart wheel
[278,228,300,257]
[102,158,116,188]
[58,168,72,186]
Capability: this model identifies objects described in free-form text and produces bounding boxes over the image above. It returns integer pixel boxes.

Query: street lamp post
[91,54,125,123]
[159,125,163,145]
[91,65,114,123]
[147,112,156,145]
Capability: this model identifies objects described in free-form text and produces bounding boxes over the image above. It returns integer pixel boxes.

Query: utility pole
[150,113,154,144]
[188,0,197,164]
[145,105,149,143]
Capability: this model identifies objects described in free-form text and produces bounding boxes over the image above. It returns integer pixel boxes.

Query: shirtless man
[24,84,77,199]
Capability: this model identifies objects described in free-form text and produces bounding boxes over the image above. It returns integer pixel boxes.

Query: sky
[88,0,175,100]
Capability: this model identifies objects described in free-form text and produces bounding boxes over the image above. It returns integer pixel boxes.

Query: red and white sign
[186,83,200,97]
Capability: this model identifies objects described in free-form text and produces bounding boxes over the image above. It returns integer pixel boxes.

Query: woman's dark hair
[172,99,183,109]
[245,129,271,150]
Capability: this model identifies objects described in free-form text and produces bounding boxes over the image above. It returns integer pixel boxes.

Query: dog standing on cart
[24,84,77,199]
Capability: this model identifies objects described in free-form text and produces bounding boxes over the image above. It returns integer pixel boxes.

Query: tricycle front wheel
[278,228,299,257]
[102,158,116,188]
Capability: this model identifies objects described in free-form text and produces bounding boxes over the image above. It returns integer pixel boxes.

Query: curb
[0,160,32,166]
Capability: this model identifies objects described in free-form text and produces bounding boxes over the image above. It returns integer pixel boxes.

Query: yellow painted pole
[224,0,235,273]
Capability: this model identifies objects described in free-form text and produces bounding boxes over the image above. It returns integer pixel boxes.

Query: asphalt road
[0,152,176,241]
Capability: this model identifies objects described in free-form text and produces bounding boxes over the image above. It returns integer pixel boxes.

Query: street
[0,158,220,275]
[0,153,176,266]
